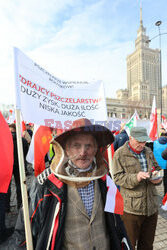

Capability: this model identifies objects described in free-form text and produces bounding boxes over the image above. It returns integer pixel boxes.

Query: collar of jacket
[128,142,144,154]
[45,173,65,200]
[119,141,148,157]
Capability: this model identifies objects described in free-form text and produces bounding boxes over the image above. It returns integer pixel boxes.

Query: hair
[9,123,16,131]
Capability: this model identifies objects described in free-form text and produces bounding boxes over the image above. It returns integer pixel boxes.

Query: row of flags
[6,93,160,147]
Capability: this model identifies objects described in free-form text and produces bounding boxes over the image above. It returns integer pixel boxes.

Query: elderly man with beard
[112,127,162,250]
[8,118,131,250]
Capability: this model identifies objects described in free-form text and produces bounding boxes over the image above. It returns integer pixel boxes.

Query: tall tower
[126,8,161,108]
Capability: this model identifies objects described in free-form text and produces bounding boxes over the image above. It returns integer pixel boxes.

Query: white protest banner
[14,48,107,128]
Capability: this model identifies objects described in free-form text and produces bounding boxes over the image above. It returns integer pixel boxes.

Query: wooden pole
[15,109,33,250]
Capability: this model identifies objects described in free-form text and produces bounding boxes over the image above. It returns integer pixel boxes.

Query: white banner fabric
[13,48,107,128]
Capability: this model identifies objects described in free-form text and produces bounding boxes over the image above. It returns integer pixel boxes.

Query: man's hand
[137,171,150,182]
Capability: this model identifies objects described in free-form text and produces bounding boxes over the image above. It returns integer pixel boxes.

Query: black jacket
[113,130,129,151]
[10,174,132,250]
[162,147,167,160]
[11,132,29,166]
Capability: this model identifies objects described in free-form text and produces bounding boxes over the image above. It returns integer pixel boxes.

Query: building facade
[162,85,167,116]
[106,97,150,119]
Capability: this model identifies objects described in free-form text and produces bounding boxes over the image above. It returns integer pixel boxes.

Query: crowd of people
[0,118,167,250]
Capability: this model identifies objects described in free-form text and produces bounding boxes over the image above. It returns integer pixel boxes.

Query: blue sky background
[0,0,167,104]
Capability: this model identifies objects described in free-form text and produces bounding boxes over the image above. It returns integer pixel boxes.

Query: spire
[135,2,149,49]
[140,6,143,26]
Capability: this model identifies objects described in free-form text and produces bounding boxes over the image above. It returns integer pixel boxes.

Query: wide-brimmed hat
[130,127,150,142]
[53,118,114,148]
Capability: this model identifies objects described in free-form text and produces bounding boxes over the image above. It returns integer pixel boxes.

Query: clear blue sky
[0,0,167,104]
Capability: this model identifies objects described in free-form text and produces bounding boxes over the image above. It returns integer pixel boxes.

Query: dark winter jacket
[162,147,167,160]
[113,130,129,151]
[11,132,29,166]
[9,173,132,250]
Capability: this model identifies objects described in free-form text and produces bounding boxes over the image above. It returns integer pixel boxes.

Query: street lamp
[155,21,162,122]
[146,20,164,122]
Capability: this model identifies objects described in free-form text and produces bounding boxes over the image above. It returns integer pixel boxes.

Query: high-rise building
[126,8,161,107]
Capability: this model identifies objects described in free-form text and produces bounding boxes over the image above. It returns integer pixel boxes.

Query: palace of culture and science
[106,8,167,120]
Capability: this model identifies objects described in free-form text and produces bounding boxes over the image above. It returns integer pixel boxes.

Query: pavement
[1,173,167,250]
[153,183,167,250]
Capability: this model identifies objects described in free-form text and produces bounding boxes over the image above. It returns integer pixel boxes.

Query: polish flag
[103,143,114,162]
[149,96,158,141]
[102,130,117,163]
[161,193,167,211]
[0,112,14,192]
[26,125,52,176]
[161,115,167,130]
[7,109,16,124]
[104,175,124,215]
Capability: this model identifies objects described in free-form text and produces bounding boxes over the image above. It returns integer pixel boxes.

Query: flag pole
[15,108,33,250]
[107,146,113,179]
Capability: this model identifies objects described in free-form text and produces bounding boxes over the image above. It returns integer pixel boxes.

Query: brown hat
[53,118,114,148]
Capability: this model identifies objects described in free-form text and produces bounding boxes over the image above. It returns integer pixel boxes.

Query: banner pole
[15,108,33,250]
[107,146,113,179]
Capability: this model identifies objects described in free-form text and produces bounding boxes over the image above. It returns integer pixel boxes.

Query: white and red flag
[104,175,124,215]
[149,96,158,141]
[6,109,15,124]
[161,115,167,130]
[161,193,167,211]
[22,120,26,133]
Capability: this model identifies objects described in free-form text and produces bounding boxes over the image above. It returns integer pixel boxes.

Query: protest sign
[14,48,107,128]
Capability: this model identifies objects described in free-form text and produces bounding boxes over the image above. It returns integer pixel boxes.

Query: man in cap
[112,126,162,250]
[8,118,131,250]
